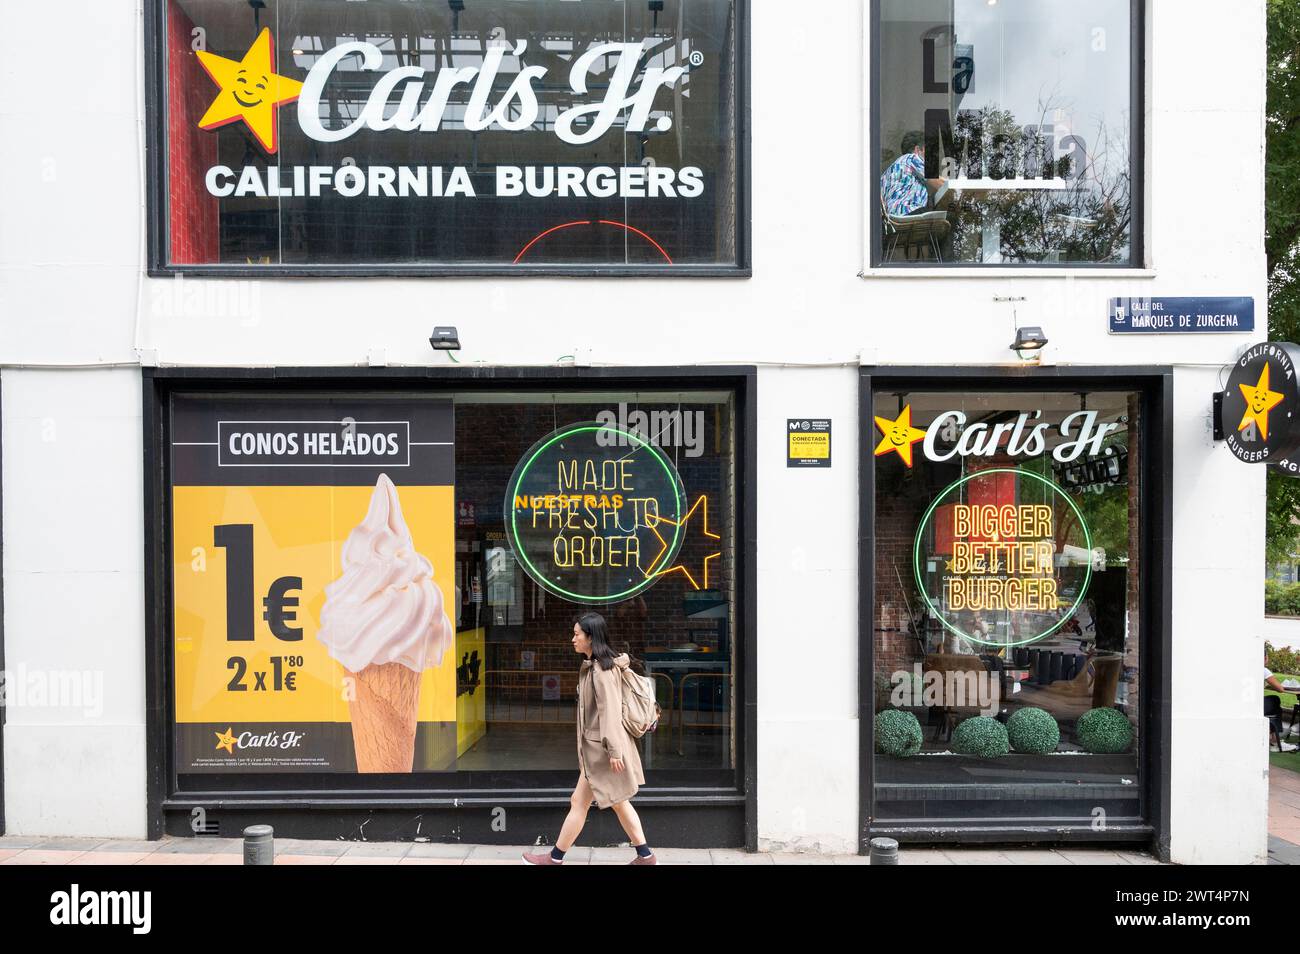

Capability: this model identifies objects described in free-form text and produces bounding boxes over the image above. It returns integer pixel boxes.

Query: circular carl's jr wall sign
[914,468,1093,649]
[1221,341,1300,464]
[504,422,686,603]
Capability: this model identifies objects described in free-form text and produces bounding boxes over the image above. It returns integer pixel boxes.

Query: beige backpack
[618,665,661,738]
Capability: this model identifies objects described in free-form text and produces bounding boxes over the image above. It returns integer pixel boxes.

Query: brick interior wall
[167,0,220,264]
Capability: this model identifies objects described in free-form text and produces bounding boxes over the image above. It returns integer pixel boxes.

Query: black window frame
[868,0,1146,271]
[858,366,1173,858]
[143,366,758,848]
[143,0,752,279]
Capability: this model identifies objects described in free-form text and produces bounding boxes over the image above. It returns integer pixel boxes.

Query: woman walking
[523,613,654,865]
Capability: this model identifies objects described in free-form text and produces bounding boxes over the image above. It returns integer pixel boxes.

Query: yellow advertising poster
[170,396,457,773]
[454,627,487,757]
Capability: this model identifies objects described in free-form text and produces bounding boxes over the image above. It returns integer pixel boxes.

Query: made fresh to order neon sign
[504,423,686,604]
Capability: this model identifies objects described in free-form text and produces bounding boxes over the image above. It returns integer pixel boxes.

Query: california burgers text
[205,164,705,199]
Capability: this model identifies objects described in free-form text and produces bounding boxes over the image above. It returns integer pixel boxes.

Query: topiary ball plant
[1076,707,1134,754]
[875,709,924,757]
[951,716,1009,758]
[1006,707,1060,754]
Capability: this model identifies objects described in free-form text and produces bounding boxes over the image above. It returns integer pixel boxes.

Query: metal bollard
[869,837,899,865]
[243,824,274,866]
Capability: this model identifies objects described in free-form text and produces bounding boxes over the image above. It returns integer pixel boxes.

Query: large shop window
[873,0,1140,267]
[151,0,747,274]
[870,388,1145,828]
[166,388,738,791]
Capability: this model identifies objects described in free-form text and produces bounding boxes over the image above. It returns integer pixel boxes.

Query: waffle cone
[347,661,422,773]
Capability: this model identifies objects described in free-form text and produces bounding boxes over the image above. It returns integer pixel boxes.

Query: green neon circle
[912,467,1094,648]
[504,423,686,604]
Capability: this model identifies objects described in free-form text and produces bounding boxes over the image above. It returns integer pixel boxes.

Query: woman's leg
[555,775,595,851]
[609,798,647,847]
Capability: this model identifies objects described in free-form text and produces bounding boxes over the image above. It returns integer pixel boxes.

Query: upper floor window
[873,0,1140,268]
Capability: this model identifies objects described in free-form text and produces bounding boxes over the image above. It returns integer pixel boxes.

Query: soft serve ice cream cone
[317,474,454,773]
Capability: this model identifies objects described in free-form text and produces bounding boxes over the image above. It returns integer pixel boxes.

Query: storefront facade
[0,0,1270,862]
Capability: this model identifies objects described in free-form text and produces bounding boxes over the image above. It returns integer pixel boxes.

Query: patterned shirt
[881,152,929,217]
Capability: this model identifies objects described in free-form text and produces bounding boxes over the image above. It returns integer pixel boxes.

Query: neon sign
[913,469,1093,647]
[504,423,686,603]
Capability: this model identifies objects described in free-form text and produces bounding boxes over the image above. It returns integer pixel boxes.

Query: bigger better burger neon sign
[913,469,1094,649]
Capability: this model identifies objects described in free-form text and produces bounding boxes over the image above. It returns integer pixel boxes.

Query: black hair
[576,612,619,671]
[901,130,925,154]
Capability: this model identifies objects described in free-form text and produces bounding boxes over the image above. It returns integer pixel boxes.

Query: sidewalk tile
[999,851,1073,865]
[644,848,712,865]
[937,850,1014,864]
[95,840,164,853]
[399,857,465,865]
[709,849,773,864]
[1052,850,1131,865]
[335,855,403,865]
[275,854,338,866]
[343,842,411,858]
[466,844,538,860]
[1268,836,1300,865]
[770,852,836,865]
[68,852,151,865]
[407,842,472,859]
[30,838,108,852]
[1,849,86,865]
[273,839,350,857]
[898,850,958,865]
[0,837,47,849]
[156,838,242,854]
[135,853,215,865]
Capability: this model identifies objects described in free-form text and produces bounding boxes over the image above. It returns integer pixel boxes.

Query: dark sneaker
[522,851,563,865]
[628,853,657,865]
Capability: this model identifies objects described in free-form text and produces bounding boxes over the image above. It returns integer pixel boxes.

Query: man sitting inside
[881,131,947,217]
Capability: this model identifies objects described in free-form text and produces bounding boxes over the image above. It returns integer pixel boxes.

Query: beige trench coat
[576,654,645,809]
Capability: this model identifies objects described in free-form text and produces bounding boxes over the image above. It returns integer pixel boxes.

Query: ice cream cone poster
[169,396,457,773]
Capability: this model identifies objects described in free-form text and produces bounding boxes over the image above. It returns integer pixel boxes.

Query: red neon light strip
[513,219,674,265]
[597,219,674,264]
[512,220,592,264]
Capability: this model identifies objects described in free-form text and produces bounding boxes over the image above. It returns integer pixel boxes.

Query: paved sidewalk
[1269,765,1300,864]
[0,835,1161,865]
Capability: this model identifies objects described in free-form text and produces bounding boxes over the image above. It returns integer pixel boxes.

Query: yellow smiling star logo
[1238,362,1286,440]
[196,28,303,154]
[873,405,928,468]
[214,727,237,754]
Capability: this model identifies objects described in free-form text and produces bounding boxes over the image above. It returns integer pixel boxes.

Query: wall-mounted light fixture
[1010,326,1049,359]
[430,326,461,351]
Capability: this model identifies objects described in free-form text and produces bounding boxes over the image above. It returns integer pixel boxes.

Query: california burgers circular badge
[1221,341,1300,464]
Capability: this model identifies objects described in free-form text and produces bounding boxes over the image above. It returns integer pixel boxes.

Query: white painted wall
[1267,617,1300,651]
[0,0,1268,860]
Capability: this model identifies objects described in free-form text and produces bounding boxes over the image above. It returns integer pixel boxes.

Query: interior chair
[923,653,989,742]
[1267,694,1286,751]
[881,195,949,263]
